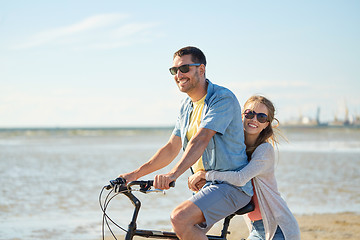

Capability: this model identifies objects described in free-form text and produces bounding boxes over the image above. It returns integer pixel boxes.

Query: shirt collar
[204,79,214,104]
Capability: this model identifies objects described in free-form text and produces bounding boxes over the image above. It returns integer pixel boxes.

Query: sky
[0,0,359,127]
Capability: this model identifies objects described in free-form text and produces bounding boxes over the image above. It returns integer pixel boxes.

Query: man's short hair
[173,46,207,66]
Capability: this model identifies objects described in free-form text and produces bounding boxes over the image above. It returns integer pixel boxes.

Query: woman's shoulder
[255,142,274,151]
[252,142,275,159]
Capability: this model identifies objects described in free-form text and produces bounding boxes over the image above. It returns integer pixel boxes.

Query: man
[118,46,253,240]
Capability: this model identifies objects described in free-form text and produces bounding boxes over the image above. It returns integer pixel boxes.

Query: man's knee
[170,202,189,227]
[170,201,204,229]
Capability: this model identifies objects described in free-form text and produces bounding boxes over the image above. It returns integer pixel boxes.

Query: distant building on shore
[283,106,360,127]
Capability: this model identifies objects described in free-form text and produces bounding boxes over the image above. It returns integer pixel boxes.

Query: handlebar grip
[105,177,126,190]
[148,180,175,188]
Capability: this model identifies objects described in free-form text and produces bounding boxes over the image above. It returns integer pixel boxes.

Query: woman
[188,95,300,240]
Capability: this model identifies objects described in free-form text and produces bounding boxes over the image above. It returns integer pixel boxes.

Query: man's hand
[118,172,138,184]
[188,171,207,192]
[154,173,176,190]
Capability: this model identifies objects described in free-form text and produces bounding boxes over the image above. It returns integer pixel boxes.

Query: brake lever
[105,177,127,190]
[139,180,153,193]
[145,189,166,195]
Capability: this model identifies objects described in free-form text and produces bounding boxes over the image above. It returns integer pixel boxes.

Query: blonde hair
[243,95,280,158]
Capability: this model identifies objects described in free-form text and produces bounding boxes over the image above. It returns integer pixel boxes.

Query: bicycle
[99,177,254,240]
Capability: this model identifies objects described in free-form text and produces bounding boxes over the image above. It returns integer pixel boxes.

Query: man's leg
[170,200,207,240]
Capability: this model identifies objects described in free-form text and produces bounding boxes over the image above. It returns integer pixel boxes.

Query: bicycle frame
[122,190,235,240]
[101,179,254,240]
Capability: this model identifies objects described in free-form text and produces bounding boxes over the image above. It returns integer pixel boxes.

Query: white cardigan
[206,143,300,240]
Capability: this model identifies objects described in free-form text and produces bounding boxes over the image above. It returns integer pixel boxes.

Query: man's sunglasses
[169,63,201,75]
[244,109,269,123]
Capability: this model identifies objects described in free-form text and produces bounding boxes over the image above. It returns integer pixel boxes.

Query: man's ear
[199,64,206,76]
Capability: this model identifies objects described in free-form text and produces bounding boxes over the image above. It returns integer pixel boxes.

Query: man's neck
[189,79,208,102]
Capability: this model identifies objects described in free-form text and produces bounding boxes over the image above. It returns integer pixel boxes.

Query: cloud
[11,13,160,50]
[83,22,161,50]
[112,22,159,38]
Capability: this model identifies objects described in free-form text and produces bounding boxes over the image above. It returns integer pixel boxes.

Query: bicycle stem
[123,191,141,240]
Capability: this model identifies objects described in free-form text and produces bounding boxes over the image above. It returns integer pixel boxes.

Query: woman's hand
[188,170,207,192]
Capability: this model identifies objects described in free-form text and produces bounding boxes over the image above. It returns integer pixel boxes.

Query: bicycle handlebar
[128,180,175,188]
[105,177,175,193]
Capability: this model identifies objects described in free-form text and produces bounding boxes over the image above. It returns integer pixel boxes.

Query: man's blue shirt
[172,79,253,196]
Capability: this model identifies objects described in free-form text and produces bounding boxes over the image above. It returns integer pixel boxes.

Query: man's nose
[176,69,184,78]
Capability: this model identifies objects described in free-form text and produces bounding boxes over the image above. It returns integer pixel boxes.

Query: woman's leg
[247,220,285,240]
[247,220,264,240]
[272,226,285,240]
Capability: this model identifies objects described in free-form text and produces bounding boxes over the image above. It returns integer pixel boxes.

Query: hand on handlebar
[154,173,176,190]
[118,172,138,184]
[106,177,127,193]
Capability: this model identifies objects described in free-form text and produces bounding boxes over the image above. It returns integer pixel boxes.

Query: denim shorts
[248,220,284,240]
[189,183,251,228]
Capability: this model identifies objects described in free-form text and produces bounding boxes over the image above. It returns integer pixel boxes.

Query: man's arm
[154,128,216,189]
[119,134,182,183]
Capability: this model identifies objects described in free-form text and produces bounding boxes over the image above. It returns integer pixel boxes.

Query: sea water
[0,127,359,239]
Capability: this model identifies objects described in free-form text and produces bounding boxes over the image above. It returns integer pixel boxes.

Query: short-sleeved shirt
[172,79,253,196]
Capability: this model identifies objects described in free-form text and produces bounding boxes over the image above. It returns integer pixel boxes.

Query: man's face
[172,55,202,94]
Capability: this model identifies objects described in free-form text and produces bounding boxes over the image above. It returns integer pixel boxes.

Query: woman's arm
[206,143,275,186]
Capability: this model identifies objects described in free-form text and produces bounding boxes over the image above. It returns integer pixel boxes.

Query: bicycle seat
[234,200,255,215]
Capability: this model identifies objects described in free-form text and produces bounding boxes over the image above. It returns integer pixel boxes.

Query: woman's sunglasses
[169,63,201,75]
[244,109,269,123]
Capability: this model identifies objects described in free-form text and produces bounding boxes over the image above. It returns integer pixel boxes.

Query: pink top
[247,180,262,221]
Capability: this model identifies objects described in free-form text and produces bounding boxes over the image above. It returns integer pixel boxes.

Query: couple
[118,46,300,240]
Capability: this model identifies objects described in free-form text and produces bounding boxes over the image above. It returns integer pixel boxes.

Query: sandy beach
[295,213,360,240]
[209,212,360,240]
[112,212,360,240]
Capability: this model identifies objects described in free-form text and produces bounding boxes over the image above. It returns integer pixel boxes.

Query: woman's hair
[244,95,280,158]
